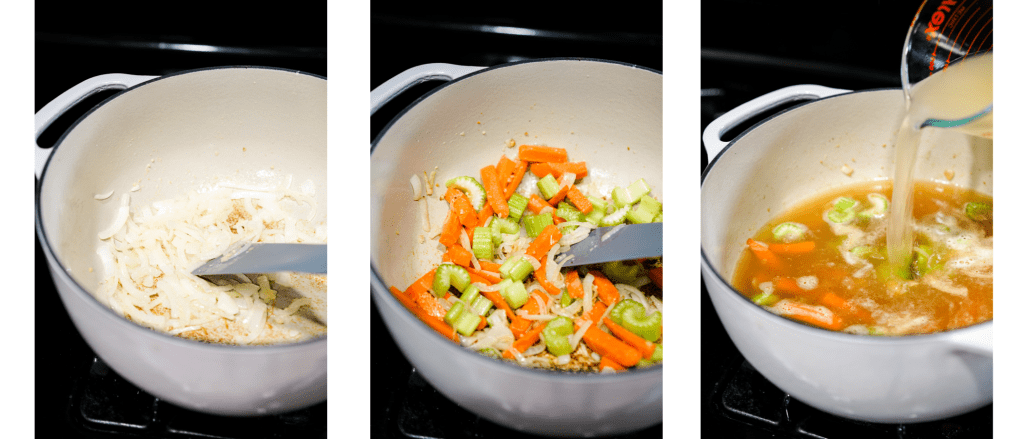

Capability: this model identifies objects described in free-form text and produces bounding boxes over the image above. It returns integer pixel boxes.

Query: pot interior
[371,60,663,291]
[39,67,327,309]
[701,89,993,282]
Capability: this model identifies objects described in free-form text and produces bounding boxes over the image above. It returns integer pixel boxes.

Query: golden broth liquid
[732,181,992,335]
[888,53,993,271]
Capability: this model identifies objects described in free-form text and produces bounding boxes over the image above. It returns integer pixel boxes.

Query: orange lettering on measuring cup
[924,0,957,41]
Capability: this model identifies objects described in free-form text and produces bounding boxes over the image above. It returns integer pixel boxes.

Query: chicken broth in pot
[732,180,992,335]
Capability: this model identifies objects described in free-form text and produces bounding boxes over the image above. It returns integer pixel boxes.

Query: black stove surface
[370,6,662,438]
[701,2,993,438]
[35,6,325,438]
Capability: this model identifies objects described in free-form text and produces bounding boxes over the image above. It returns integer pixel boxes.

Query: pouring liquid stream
[886,53,992,276]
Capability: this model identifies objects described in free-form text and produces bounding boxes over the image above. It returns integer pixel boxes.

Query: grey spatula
[559,222,662,267]
[191,242,326,275]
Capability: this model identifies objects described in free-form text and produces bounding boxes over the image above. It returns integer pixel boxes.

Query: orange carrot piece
[550,161,588,179]
[603,317,657,359]
[509,290,550,335]
[467,266,502,285]
[404,269,437,298]
[439,210,462,248]
[410,286,447,321]
[820,292,873,322]
[529,162,556,178]
[444,187,478,230]
[519,144,568,163]
[390,286,458,343]
[593,274,620,307]
[480,165,510,218]
[526,224,562,261]
[496,155,516,186]
[566,270,585,299]
[479,288,530,338]
[547,183,571,206]
[577,323,641,367]
[442,244,473,268]
[503,321,548,359]
[527,193,553,214]
[477,203,494,225]
[768,241,816,254]
[583,301,608,325]
[648,266,663,289]
[598,356,626,371]
[776,300,844,331]
[478,260,503,273]
[565,185,593,214]
[534,258,563,296]
[774,277,804,294]
[747,238,783,269]
[503,161,529,200]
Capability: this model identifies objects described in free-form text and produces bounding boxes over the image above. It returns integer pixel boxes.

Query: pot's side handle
[35,73,157,178]
[702,85,850,162]
[370,63,485,115]
[943,326,993,357]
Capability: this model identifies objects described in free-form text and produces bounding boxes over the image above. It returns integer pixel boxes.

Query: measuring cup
[901,0,992,137]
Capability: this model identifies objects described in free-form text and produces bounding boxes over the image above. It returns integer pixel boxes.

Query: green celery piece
[537,174,560,199]
[857,193,889,219]
[771,222,807,243]
[507,193,529,223]
[599,205,629,227]
[751,292,779,306]
[542,316,574,356]
[472,226,493,260]
[461,285,481,306]
[613,178,651,207]
[524,212,554,237]
[636,344,663,367]
[507,258,534,282]
[651,212,663,223]
[454,311,482,336]
[470,295,494,316]
[489,216,520,245]
[499,256,520,279]
[913,245,943,276]
[501,280,530,309]
[556,202,583,222]
[584,195,608,225]
[560,292,574,307]
[627,179,652,202]
[433,264,471,296]
[611,186,633,208]
[602,261,641,284]
[638,194,662,214]
[964,201,992,221]
[445,176,488,211]
[625,205,656,224]
[444,301,466,326]
[608,299,662,342]
[479,347,502,358]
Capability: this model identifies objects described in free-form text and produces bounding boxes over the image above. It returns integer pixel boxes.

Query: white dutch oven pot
[35,67,327,416]
[371,59,662,436]
[701,85,992,423]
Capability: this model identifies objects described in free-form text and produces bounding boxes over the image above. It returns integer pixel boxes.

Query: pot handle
[943,326,993,357]
[35,73,157,178]
[370,63,485,115]
[702,84,850,162]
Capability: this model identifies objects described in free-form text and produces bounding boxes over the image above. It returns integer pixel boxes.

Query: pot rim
[35,65,327,352]
[370,57,663,380]
[700,87,994,342]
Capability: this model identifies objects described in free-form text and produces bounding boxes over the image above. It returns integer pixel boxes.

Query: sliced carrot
[532,161,589,179]
[519,144,568,163]
[565,270,585,299]
[478,260,503,273]
[480,165,510,218]
[466,266,502,285]
[591,273,620,307]
[442,244,473,268]
[444,187,478,229]
[509,292,549,336]
[565,186,593,214]
[439,209,462,248]
[503,161,529,200]
[404,269,437,298]
[547,183,571,206]
[503,321,548,359]
[534,258,563,296]
[577,322,641,367]
[775,300,844,331]
[603,317,657,359]
[529,162,556,179]
[598,356,626,371]
[477,203,494,225]
[820,291,873,322]
[774,277,804,294]
[479,288,530,338]
[390,286,458,343]
[768,241,816,254]
[582,301,608,325]
[527,193,553,214]
[496,155,516,186]
[648,266,663,289]
[525,224,562,261]
[409,285,447,322]
[747,238,783,269]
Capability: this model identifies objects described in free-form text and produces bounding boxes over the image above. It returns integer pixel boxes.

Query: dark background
[701,1,992,438]
[35,4,326,438]
[370,4,663,438]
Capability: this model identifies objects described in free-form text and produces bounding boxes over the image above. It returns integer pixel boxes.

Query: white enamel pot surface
[35,67,327,416]
[370,59,662,436]
[701,85,993,423]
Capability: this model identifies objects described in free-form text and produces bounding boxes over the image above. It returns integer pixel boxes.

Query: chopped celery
[500,280,529,309]
[472,226,493,260]
[612,178,652,207]
[489,216,519,245]
[454,311,482,336]
[445,176,487,211]
[751,292,780,306]
[524,212,554,237]
[556,202,583,222]
[914,245,943,276]
[507,193,529,223]
[584,196,608,225]
[611,187,633,208]
[444,302,466,326]
[479,347,502,358]
[537,174,560,199]
[627,179,652,201]
[827,197,859,224]
[638,195,662,214]
[625,205,656,224]
[470,295,494,316]
[652,212,663,223]
[560,292,574,307]
[432,264,471,296]
[500,257,533,282]
[599,205,629,227]
[608,299,662,342]
[542,316,574,356]
[964,201,992,221]
[602,260,641,284]
[771,222,807,243]
[636,344,663,367]
[851,245,884,262]
[461,284,481,305]
[857,193,889,219]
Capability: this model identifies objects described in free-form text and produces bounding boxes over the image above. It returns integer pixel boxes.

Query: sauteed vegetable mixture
[391,144,663,372]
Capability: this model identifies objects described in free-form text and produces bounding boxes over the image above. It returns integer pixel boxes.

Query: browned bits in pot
[944,169,956,180]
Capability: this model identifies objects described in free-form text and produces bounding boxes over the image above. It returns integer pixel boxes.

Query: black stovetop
[700,2,992,437]
[35,6,325,437]
[370,6,663,438]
